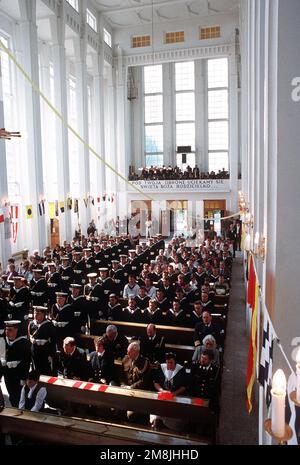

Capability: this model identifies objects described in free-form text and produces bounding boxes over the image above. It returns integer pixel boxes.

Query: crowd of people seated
[0,226,234,438]
[128,165,230,181]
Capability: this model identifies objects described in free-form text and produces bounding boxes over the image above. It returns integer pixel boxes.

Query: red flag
[10,205,19,243]
[246,255,259,413]
[0,207,4,223]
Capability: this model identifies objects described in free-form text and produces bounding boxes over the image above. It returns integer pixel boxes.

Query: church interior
[0,0,299,447]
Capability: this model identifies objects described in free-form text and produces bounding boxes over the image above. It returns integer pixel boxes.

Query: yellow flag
[49,202,55,220]
[26,205,33,219]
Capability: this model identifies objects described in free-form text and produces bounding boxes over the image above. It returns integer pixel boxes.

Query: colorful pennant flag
[74,199,79,213]
[38,200,45,216]
[26,205,33,219]
[49,202,55,220]
[97,197,101,203]
[67,197,72,210]
[246,255,259,413]
[59,201,65,213]
[0,207,4,224]
[83,198,88,208]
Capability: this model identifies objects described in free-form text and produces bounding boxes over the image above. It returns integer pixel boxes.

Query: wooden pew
[76,334,195,364]
[90,317,226,346]
[90,319,194,345]
[39,375,215,433]
[0,407,206,445]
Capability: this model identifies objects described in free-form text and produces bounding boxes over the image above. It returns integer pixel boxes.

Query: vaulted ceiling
[94,0,240,28]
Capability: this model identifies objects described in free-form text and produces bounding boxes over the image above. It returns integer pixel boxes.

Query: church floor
[217,252,258,445]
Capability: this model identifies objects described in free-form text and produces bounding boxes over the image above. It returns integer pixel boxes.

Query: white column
[74,33,91,235]
[229,51,239,213]
[114,46,128,221]
[0,57,12,266]
[17,0,47,253]
[195,60,206,171]
[132,66,143,172]
[50,8,72,243]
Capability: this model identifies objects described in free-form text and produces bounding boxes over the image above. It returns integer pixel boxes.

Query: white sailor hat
[129,249,136,253]
[99,268,108,272]
[119,254,127,258]
[4,320,21,327]
[55,292,68,297]
[33,306,48,313]
[47,262,56,267]
[12,276,23,280]
[32,269,43,273]
[87,273,98,278]
[69,284,83,289]
[83,248,92,252]
[61,256,70,260]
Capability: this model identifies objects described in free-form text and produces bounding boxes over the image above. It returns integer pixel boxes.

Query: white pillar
[195,60,206,171]
[17,0,47,252]
[229,51,239,213]
[0,57,12,266]
[50,8,72,243]
[73,32,91,236]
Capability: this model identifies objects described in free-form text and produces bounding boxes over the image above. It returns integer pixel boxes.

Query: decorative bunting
[67,197,72,210]
[246,255,259,413]
[74,199,79,213]
[83,198,88,208]
[55,200,59,217]
[26,205,33,219]
[59,201,65,213]
[38,200,45,216]
[0,207,4,224]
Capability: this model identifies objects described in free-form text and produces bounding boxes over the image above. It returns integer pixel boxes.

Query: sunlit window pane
[208,90,228,119]
[209,152,229,172]
[176,123,195,151]
[145,125,163,153]
[208,58,228,88]
[144,65,162,94]
[209,121,229,150]
[145,95,163,123]
[176,92,195,121]
[175,61,195,91]
[146,154,164,167]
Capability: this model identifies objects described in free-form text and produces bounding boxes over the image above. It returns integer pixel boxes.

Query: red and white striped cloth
[40,375,205,406]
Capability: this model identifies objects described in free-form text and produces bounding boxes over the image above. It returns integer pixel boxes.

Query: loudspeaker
[182,153,187,164]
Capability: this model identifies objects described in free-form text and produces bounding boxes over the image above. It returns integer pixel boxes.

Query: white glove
[9,301,15,307]
[14,302,24,308]
[0,358,6,367]
[24,314,29,320]
[20,380,26,386]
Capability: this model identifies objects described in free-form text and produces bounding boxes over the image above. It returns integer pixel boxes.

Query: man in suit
[194,311,224,348]
[58,337,91,380]
[102,325,128,359]
[140,324,165,364]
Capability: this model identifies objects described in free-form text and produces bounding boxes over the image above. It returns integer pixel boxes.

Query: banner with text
[129,179,230,193]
